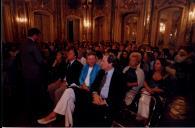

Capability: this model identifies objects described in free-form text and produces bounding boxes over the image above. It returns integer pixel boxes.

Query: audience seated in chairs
[166,46,195,97]
[38,52,101,126]
[112,58,167,127]
[3,38,195,127]
[47,47,83,105]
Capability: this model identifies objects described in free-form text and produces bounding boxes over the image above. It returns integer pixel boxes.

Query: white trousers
[125,90,137,106]
[137,90,151,119]
[54,88,75,127]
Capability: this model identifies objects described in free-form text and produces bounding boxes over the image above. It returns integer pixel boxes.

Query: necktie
[67,62,71,70]
[99,72,108,92]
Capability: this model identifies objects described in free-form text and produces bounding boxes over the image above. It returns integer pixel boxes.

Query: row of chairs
[112,92,166,127]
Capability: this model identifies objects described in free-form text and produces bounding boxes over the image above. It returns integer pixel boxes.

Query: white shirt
[84,67,93,87]
[100,68,115,99]
[70,59,75,65]
[27,37,35,42]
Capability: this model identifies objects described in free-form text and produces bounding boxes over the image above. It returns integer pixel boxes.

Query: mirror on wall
[122,14,138,43]
[157,7,183,48]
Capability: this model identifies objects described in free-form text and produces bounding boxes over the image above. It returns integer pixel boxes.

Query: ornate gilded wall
[2,0,195,47]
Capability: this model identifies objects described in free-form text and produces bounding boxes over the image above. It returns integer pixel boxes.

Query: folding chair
[112,93,164,127]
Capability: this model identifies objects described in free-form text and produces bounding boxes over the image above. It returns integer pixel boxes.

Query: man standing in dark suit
[20,28,49,121]
[90,53,125,126]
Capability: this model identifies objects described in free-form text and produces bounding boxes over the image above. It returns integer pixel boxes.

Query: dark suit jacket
[90,69,125,116]
[60,60,83,86]
[20,38,44,80]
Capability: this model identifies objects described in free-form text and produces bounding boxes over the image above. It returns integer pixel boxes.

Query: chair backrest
[146,95,166,127]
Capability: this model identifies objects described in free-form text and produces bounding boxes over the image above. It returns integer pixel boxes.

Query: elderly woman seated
[123,52,145,107]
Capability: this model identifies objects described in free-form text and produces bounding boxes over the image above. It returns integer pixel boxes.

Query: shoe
[37,117,56,124]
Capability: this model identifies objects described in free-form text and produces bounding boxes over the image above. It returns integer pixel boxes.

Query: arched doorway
[66,16,80,42]
[94,16,105,42]
[33,10,53,42]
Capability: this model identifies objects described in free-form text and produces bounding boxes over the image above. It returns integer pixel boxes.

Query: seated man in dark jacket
[90,53,125,126]
[47,47,83,104]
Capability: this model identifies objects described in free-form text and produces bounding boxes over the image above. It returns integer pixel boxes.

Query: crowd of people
[2,28,195,127]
